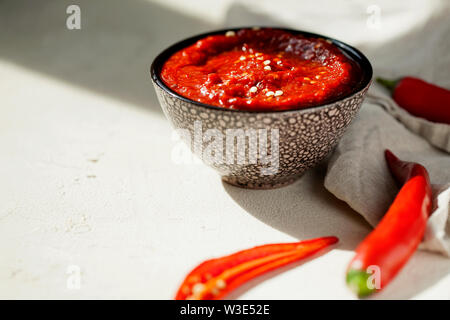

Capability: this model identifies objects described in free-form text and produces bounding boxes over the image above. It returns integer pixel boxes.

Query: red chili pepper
[175,236,338,300]
[376,76,450,124]
[346,150,432,297]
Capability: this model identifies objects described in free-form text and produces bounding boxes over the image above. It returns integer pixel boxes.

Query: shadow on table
[223,163,371,252]
[0,0,215,114]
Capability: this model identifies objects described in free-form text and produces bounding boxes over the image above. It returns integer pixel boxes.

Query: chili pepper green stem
[376,77,399,94]
[346,269,376,298]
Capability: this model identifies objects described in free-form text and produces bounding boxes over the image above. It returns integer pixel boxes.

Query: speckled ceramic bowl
[151,27,372,189]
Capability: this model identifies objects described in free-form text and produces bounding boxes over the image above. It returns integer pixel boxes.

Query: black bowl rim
[150,26,373,114]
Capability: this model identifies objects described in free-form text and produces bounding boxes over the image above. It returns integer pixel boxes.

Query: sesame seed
[277,60,282,65]
[304,77,311,81]
[274,90,283,96]
[264,66,271,71]
[266,91,274,96]
[263,60,271,65]
[239,56,246,61]
[310,81,317,84]
[249,86,258,93]
[225,31,236,37]
[192,283,205,295]
[255,52,262,56]
[216,279,227,289]
[256,57,264,60]
[315,75,320,79]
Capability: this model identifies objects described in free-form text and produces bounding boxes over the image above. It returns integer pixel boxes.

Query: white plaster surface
[0,0,449,299]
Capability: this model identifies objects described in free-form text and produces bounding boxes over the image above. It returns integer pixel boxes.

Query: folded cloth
[324,87,450,257]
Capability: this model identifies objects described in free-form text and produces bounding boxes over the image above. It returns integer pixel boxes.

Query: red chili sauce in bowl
[161,28,361,111]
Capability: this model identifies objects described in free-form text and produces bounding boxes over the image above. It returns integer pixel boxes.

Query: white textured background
[0,0,449,299]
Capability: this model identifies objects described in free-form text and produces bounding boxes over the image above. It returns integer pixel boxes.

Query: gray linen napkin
[324,87,450,256]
